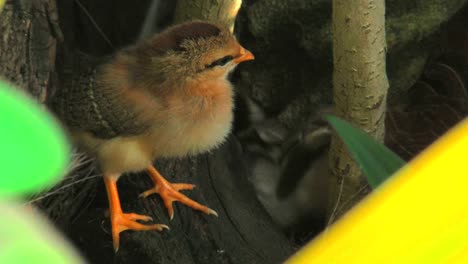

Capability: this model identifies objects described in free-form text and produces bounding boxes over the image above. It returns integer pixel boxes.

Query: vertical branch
[328,0,388,221]
[173,0,243,31]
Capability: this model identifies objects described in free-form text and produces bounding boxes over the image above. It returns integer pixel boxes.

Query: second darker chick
[236,97,332,238]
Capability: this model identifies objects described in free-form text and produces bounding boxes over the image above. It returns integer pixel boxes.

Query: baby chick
[50,21,254,251]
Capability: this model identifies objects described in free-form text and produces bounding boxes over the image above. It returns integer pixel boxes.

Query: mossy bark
[327,0,388,221]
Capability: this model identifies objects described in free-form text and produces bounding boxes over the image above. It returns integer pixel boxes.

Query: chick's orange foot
[110,211,169,252]
[141,165,218,220]
[104,177,169,252]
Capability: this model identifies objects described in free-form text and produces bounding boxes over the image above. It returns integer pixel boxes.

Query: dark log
[62,138,295,263]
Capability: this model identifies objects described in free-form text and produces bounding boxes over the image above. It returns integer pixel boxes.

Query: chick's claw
[139,183,195,198]
[144,165,218,220]
[125,213,153,222]
[172,183,196,191]
[111,212,169,252]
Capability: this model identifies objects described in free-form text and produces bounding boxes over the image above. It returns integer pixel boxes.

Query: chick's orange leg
[140,165,218,220]
[104,176,168,252]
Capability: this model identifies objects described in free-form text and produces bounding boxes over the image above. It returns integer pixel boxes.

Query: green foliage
[0,81,70,197]
[326,115,406,188]
[0,203,83,263]
[0,80,82,262]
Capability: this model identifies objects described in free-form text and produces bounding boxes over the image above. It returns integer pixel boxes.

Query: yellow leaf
[287,118,468,263]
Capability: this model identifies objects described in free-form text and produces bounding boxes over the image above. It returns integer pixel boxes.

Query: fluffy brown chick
[50,21,254,251]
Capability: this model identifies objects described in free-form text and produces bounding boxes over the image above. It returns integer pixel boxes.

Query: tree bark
[327,0,388,222]
[0,0,62,103]
[174,0,243,31]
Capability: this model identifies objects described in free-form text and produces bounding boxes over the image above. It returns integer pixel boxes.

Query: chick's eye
[205,55,234,69]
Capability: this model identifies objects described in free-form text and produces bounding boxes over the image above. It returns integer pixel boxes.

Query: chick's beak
[234,46,255,64]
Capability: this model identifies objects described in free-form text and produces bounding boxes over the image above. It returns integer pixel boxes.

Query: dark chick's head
[136,21,254,82]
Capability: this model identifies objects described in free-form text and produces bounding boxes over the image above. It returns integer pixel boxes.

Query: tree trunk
[327,0,388,222]
[0,0,62,102]
[174,0,242,31]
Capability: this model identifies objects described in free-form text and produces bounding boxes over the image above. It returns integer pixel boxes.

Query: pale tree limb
[328,0,388,222]
[174,0,243,31]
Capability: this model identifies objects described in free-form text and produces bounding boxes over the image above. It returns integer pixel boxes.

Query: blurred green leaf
[0,80,81,262]
[326,115,406,188]
[0,203,84,263]
[0,80,70,197]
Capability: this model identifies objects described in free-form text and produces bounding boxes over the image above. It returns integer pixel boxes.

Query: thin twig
[74,0,115,50]
[28,150,98,204]
[335,184,368,216]
[327,175,345,226]
[27,174,101,204]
